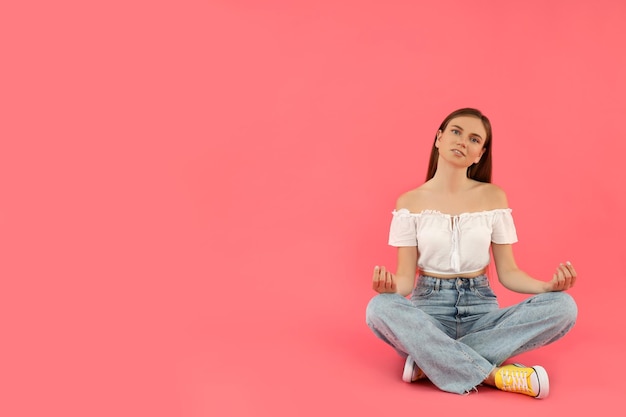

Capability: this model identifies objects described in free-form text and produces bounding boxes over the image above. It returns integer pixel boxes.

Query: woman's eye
[471,137,480,143]
[451,129,460,135]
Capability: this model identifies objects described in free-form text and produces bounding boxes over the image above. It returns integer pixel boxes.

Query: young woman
[365,108,578,398]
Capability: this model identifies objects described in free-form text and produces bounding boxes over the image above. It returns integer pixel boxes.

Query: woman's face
[435,116,487,166]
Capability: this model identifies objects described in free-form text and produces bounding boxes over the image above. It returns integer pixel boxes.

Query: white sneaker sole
[532,365,550,399]
[402,356,415,383]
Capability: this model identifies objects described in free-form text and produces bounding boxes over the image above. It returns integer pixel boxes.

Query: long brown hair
[425,108,493,183]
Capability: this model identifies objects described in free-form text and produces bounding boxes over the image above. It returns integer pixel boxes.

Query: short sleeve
[388,209,418,247]
[491,209,518,244]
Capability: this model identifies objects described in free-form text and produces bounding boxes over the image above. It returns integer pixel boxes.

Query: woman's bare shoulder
[395,184,431,211]
[476,182,510,209]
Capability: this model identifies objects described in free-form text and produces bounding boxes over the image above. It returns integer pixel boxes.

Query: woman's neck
[430,164,473,193]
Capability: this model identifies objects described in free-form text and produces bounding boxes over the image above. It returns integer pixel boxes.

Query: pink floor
[2,1,625,416]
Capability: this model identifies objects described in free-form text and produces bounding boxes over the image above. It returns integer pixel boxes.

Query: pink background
[2,1,625,416]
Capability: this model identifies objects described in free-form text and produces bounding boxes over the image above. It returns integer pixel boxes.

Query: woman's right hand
[372,266,397,294]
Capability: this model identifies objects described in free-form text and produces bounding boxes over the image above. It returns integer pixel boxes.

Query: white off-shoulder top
[388,208,518,275]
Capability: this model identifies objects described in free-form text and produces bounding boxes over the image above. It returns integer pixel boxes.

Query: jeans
[365,275,577,394]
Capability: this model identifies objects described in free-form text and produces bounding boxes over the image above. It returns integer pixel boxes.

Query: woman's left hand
[546,261,577,292]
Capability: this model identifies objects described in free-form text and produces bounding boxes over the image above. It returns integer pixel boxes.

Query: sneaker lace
[501,369,532,394]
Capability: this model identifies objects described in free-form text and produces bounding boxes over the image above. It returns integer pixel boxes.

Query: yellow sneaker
[402,356,425,383]
[495,363,549,398]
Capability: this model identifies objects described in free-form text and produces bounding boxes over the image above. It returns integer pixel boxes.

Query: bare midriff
[420,267,487,279]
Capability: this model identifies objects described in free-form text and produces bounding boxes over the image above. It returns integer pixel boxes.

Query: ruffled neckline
[393,208,512,217]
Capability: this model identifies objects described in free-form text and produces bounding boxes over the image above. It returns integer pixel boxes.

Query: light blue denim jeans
[365,275,578,394]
